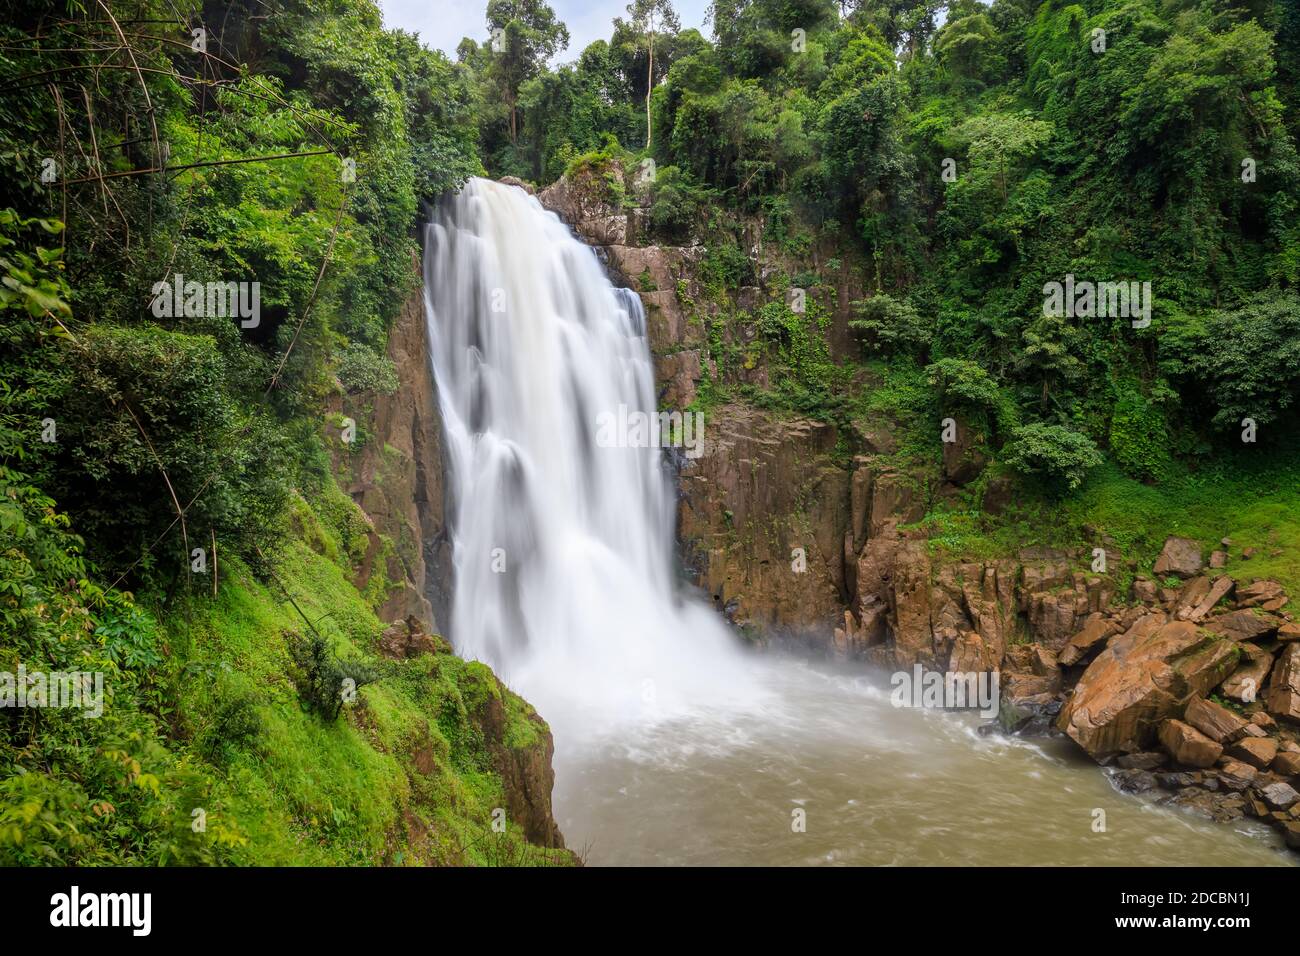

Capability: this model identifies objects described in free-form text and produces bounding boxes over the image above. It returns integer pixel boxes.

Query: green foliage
[0,0,569,868]
[849,293,931,356]
[286,629,379,722]
[1166,290,1300,430]
[337,342,399,395]
[1001,422,1104,493]
[1108,385,1171,482]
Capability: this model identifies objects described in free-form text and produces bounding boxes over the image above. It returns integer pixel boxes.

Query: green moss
[153,479,575,867]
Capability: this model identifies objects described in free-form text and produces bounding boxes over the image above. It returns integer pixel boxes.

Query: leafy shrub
[1171,291,1300,430]
[1001,422,1104,493]
[337,341,399,394]
[286,629,379,722]
[699,239,753,297]
[647,165,710,242]
[850,293,932,356]
[1109,387,1171,481]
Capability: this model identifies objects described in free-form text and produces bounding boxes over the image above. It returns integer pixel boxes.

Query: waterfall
[422,177,757,739]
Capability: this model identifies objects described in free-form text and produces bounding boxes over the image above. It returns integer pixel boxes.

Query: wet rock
[1159,719,1223,768]
[1185,695,1252,744]
[1283,821,1300,850]
[1267,644,1300,723]
[654,348,702,408]
[1153,536,1203,579]
[677,404,850,639]
[1157,771,1197,789]
[1117,752,1167,771]
[1113,769,1158,793]
[889,540,933,666]
[1216,759,1258,790]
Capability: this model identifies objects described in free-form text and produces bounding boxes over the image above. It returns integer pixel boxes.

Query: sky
[377,0,714,63]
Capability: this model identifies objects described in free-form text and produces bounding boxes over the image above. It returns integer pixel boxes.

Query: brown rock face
[1267,644,1300,723]
[1205,608,1280,642]
[1273,751,1300,778]
[1159,719,1224,768]
[472,680,566,849]
[654,349,702,408]
[941,414,987,486]
[676,403,850,637]
[1056,616,1240,760]
[1237,579,1287,608]
[335,271,450,632]
[1058,614,1119,666]
[1225,736,1278,770]
[1180,575,1235,622]
[890,540,934,666]
[379,615,450,659]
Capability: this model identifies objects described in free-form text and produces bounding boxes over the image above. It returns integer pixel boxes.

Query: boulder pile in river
[1044,538,1300,851]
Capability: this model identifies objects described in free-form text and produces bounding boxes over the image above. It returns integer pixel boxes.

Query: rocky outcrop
[1269,644,1300,723]
[1057,616,1238,759]
[1154,536,1204,578]
[677,403,850,638]
[334,273,451,632]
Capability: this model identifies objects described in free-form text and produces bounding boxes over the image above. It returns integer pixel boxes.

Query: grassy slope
[158,484,570,867]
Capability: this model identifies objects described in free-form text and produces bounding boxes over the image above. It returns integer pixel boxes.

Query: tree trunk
[645,32,654,149]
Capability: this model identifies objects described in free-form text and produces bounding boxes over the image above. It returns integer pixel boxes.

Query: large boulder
[1058,613,1120,666]
[1267,644,1300,723]
[1153,536,1203,579]
[1205,608,1280,642]
[1057,615,1240,760]
[1225,736,1278,770]
[1158,719,1223,768]
[1219,642,1276,703]
[1184,695,1251,743]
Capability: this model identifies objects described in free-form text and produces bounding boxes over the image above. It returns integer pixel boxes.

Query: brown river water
[552,656,1293,866]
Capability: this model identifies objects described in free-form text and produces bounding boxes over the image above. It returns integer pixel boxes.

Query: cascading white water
[422,177,758,740]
